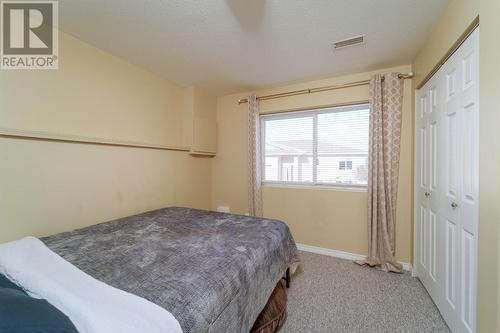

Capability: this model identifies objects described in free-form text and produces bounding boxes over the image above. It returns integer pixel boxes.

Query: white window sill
[262,182,367,193]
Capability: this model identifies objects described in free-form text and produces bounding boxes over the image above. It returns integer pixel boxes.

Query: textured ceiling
[59,0,449,95]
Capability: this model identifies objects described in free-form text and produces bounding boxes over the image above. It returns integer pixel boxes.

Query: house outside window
[339,160,353,170]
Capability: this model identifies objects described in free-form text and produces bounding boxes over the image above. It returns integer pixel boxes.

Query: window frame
[260,103,369,190]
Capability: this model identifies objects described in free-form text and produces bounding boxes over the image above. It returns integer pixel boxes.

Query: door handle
[451,202,459,209]
[424,192,431,197]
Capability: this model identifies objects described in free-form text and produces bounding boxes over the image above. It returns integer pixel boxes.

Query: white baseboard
[296,243,412,272]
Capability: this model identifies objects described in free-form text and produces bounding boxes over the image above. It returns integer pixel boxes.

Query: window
[261,104,369,187]
[339,160,353,170]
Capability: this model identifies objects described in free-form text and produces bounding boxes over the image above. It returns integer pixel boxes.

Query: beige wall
[212,65,413,263]
[0,32,184,147]
[0,32,212,243]
[412,0,500,331]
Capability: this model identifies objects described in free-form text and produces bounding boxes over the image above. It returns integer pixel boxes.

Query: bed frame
[282,268,290,288]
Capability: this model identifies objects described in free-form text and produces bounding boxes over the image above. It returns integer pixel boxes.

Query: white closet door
[415,74,441,302]
[415,85,428,280]
[441,39,462,332]
[456,26,479,333]
[415,27,479,333]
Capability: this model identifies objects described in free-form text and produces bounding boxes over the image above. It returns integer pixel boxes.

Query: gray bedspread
[42,207,299,333]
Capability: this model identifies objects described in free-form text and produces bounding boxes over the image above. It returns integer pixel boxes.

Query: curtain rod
[237,72,414,104]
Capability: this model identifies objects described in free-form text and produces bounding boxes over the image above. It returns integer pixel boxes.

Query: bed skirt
[250,281,287,333]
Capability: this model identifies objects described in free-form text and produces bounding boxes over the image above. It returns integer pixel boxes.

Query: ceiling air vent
[332,35,365,50]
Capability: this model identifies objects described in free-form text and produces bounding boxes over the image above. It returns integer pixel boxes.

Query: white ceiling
[59,0,448,95]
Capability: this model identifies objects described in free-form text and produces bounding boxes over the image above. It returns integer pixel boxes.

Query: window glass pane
[263,116,313,183]
[261,104,369,187]
[317,107,369,185]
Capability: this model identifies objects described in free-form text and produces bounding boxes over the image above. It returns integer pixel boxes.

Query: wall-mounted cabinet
[183,87,217,156]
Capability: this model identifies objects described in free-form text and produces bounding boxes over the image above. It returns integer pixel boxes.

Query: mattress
[42,207,299,333]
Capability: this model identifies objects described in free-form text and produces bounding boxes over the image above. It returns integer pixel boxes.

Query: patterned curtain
[247,95,263,217]
[357,73,404,273]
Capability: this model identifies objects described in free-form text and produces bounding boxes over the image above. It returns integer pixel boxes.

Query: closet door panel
[420,204,428,269]
[445,109,459,200]
[441,49,462,332]
[445,219,457,309]
[429,209,437,281]
[416,90,430,279]
[461,230,475,332]
[458,33,479,236]
[460,101,477,234]
[428,81,440,286]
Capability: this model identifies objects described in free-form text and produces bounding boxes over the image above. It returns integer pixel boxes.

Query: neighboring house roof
[265,139,367,156]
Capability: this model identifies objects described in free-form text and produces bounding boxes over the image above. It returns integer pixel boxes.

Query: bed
[41,207,299,333]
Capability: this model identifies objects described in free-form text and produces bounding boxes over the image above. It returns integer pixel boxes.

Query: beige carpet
[281,251,450,333]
